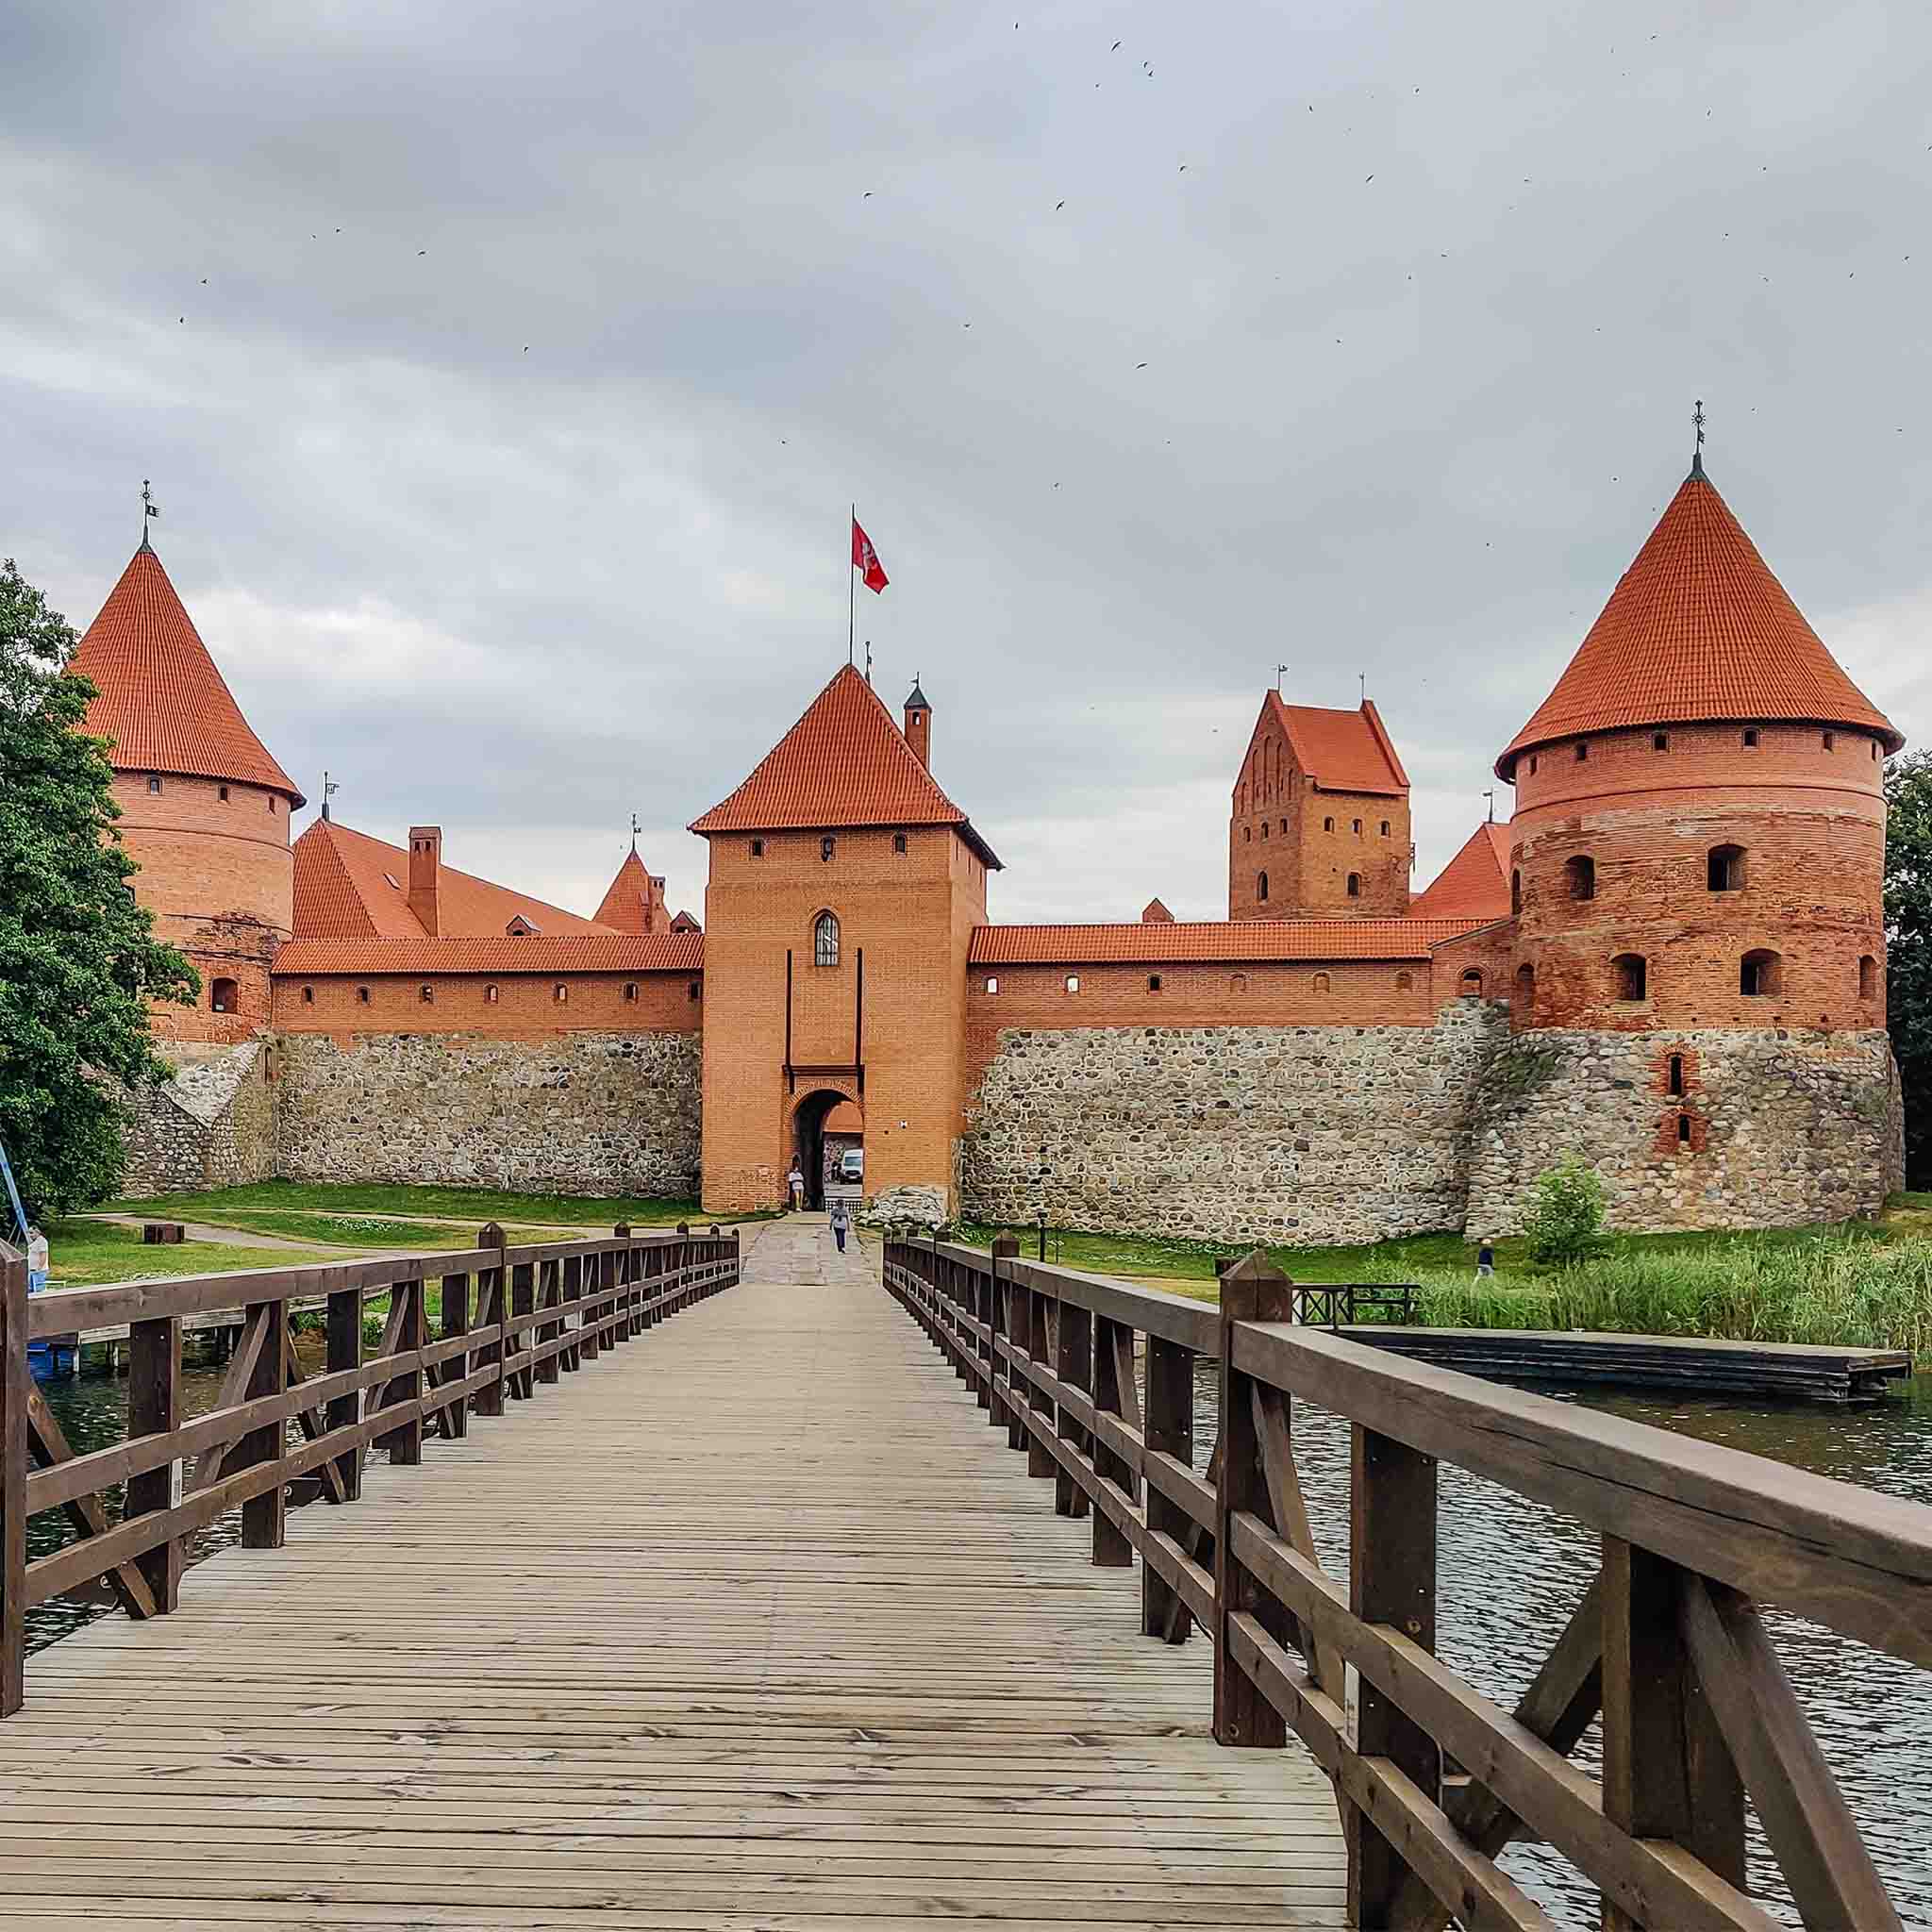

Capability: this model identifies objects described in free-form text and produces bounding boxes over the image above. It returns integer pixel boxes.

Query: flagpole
[847,502,856,666]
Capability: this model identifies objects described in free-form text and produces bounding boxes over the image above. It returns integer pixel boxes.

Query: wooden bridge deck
[0,1233,1345,1929]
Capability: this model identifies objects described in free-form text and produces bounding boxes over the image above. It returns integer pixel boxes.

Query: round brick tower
[69,537,304,1045]
[1467,452,1906,1230]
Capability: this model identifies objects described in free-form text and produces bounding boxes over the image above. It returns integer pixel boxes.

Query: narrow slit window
[1677,1113,1692,1145]
[1257,870,1269,902]
[419,984,434,1004]
[1668,1054,1684,1096]
[1346,872,1361,897]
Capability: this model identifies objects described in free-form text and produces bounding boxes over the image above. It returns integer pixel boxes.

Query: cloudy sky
[5,1,1928,924]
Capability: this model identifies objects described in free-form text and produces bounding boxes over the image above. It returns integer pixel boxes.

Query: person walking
[828,1195,851,1255]
[787,1159,805,1213]
[1474,1240,1496,1278]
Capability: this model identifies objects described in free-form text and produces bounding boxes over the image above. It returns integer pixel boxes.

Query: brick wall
[272,969,702,1036]
[112,773,292,1044]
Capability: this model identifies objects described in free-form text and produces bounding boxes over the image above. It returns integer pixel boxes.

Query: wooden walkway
[0,1229,1345,1929]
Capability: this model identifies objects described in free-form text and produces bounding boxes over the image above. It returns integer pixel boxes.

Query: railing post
[1347,1418,1441,1923]
[434,1271,467,1440]
[384,1275,425,1465]
[1091,1312,1136,1568]
[475,1224,508,1413]
[1055,1293,1091,1520]
[125,1314,183,1612]
[1025,1286,1056,1480]
[612,1224,636,1340]
[1601,1539,1745,1928]
[535,1258,561,1386]
[1142,1330,1192,1643]
[1214,1251,1292,1748]
[508,1256,536,1397]
[989,1237,1018,1429]
[560,1252,583,1367]
[240,1294,290,1545]
[2,1245,28,1717]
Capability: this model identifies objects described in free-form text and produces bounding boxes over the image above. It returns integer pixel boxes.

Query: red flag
[851,517,889,594]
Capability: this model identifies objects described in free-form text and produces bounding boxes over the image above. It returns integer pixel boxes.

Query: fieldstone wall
[860,1182,950,1230]
[276,1030,702,1198]
[120,1041,277,1194]
[961,1001,1511,1245]
[1465,1027,1904,1234]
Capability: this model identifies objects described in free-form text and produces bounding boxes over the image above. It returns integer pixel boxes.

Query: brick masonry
[275,1031,702,1196]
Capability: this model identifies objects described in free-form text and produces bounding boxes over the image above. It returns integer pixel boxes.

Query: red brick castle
[75,450,1904,1238]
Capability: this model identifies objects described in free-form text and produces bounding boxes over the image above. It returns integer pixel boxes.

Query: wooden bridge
[1,1223,1929,1929]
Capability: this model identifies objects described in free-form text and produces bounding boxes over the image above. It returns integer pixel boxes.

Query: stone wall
[960,1001,1511,1245]
[121,1041,277,1194]
[1464,1026,1904,1234]
[277,1030,702,1198]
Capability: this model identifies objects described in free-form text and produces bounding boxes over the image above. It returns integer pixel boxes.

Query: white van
[838,1147,864,1185]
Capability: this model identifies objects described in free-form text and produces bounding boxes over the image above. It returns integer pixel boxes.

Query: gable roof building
[1261,695,1408,796]
[1411,822,1513,922]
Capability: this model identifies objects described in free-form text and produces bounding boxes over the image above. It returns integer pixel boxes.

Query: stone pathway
[740,1212,874,1287]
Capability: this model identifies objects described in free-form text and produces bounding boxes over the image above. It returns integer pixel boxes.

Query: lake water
[26,1340,1932,1925]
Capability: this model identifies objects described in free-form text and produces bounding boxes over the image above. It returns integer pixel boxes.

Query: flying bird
[1111,39,1120,49]
[200,277,208,284]
[417,249,426,256]
[863,192,873,198]
[1055,200,1065,209]
[1135,361,1148,369]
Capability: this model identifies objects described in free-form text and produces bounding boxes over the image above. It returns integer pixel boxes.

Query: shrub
[1523,1154,1607,1266]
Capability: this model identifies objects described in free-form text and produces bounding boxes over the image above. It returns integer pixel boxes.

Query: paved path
[0,1222,1344,1928]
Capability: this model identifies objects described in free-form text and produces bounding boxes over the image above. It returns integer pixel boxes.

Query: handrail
[884,1235,1932,1932]
[1,1222,741,1718]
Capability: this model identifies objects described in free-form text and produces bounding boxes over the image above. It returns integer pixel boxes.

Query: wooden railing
[0,1222,740,1717]
[1291,1280,1415,1328]
[885,1235,1932,1932]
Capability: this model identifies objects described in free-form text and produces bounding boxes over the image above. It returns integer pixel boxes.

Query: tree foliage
[1524,1152,1608,1266]
[0,558,197,1224]
[1885,750,1932,1190]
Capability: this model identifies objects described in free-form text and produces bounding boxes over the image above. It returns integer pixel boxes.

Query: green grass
[107,1179,713,1231]
[955,1212,1932,1361]
[134,1208,566,1250]
[40,1219,340,1291]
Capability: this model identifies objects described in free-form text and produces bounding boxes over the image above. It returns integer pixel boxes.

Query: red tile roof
[291,819,614,941]
[68,542,304,803]
[690,664,1001,866]
[1412,822,1513,921]
[274,933,702,976]
[592,848,661,933]
[1263,696,1408,795]
[970,917,1493,966]
[1498,466,1903,779]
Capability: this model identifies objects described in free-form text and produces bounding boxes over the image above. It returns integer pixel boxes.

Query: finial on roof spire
[863,640,874,687]
[322,770,340,822]
[1358,672,1366,705]
[1690,398,1706,479]
[629,811,641,852]
[1275,662,1288,691]
[1483,788,1495,824]
[140,478,159,549]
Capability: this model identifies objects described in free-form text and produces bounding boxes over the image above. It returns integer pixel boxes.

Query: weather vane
[141,478,159,542]
[1275,662,1289,691]
[864,640,874,686]
[630,811,641,851]
[1693,397,1707,472]
[1483,788,1495,824]
[322,770,340,822]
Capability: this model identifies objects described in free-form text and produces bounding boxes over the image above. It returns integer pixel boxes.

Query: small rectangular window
[147,775,163,794]
[1147,974,1162,991]
[1529,755,1539,774]
[554,983,569,1004]
[357,986,370,1004]
[820,836,836,861]
[301,985,314,1005]
[893,833,908,854]
[750,838,764,857]
[688,980,701,1000]
[625,982,639,1001]
[1575,742,1589,762]
[985,975,999,994]
[1823,730,1836,751]
[419,984,433,1004]
[1064,974,1079,993]
[1742,729,1759,748]
[1652,733,1668,752]
[219,784,230,801]
[1677,1113,1691,1145]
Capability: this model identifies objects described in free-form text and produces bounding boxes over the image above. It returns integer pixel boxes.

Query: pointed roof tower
[1412,822,1512,921]
[1496,463,1901,781]
[593,848,665,934]
[69,543,305,804]
[690,663,1001,866]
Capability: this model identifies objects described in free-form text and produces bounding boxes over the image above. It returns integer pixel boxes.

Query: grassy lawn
[40,1218,341,1291]
[108,1179,715,1232]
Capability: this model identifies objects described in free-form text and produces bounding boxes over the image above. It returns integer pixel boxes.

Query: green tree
[0,558,197,1224]
[1524,1152,1607,1266]
[1885,750,1932,1190]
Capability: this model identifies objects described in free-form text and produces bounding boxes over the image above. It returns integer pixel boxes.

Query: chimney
[646,874,666,933]
[904,677,931,770]
[408,825,441,937]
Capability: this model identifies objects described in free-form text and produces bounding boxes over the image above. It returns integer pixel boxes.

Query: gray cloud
[5,0,1927,925]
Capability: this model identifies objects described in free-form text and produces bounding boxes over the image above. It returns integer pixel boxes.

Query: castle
[73,448,1905,1241]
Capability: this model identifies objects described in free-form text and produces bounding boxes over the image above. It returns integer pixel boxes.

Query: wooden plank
[125,1317,182,1612]
[0,1245,23,1717]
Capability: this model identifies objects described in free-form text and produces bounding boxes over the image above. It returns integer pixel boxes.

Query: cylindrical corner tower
[1468,454,1905,1231]
[69,540,304,1046]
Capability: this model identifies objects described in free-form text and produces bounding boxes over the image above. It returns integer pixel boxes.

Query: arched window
[419,984,434,1004]
[1346,873,1361,897]
[485,985,499,1003]
[1280,818,1288,834]
[301,985,314,1005]
[1515,961,1534,1006]
[1740,949,1782,997]
[820,836,836,862]
[984,976,999,995]
[1707,844,1745,892]
[1312,971,1331,993]
[1352,819,1363,835]
[1677,1113,1692,1145]
[210,977,238,1013]
[814,910,841,968]
[1064,974,1080,993]
[1379,820,1391,836]
[1511,870,1523,915]
[1147,974,1162,992]
[1668,1054,1684,1096]
[218,784,230,802]
[750,838,764,858]
[1859,955,1878,1000]
[554,983,569,1004]
[1460,969,1484,996]
[356,986,371,1005]
[1323,817,1334,833]
[893,832,908,854]
[1612,954,1647,1001]
[1243,825,1251,842]
[1395,970,1412,991]
[624,982,639,1002]
[1231,972,1248,993]
[1565,856,1595,902]
[1257,870,1269,903]
[1260,821,1269,839]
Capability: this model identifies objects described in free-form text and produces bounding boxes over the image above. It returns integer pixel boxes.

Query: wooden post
[1025,1288,1056,1479]
[385,1278,425,1466]
[2,1246,27,1717]
[1602,1538,1744,1928]
[1055,1295,1091,1519]
[1142,1332,1193,1643]
[240,1297,289,1547]
[990,1236,1018,1432]
[508,1259,536,1398]
[1348,1422,1441,1924]
[125,1315,183,1613]
[1091,1314,1137,1567]
[1215,1251,1293,1747]
[535,1259,560,1385]
[561,1253,583,1369]
[475,1224,508,1414]
[613,1225,636,1341]
[434,1274,467,1441]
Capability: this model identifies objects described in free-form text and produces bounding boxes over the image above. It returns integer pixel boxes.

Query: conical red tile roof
[1497,467,1900,780]
[68,542,304,803]
[690,664,1000,866]
[1412,821,1512,921]
[593,848,659,933]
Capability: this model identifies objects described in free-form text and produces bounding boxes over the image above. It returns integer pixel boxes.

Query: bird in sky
[1111,39,1120,49]
[417,249,426,256]
[1135,361,1148,369]
[1056,200,1065,209]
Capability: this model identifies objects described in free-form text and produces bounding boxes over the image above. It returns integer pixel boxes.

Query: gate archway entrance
[793,1088,862,1209]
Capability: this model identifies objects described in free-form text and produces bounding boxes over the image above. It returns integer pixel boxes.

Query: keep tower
[69,538,305,1044]
[1497,453,1901,1035]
